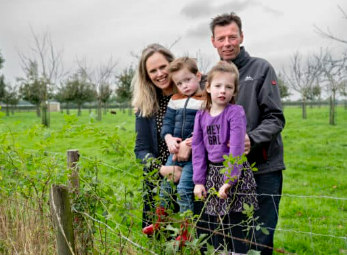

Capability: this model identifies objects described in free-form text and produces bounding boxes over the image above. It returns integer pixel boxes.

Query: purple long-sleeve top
[192,104,246,185]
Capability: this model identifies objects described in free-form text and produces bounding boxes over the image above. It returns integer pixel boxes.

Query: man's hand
[218,183,232,199]
[165,134,182,154]
[245,134,251,155]
[172,138,191,162]
[194,184,207,200]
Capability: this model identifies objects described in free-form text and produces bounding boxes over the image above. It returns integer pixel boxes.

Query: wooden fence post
[67,149,80,194]
[50,185,75,255]
[67,149,92,254]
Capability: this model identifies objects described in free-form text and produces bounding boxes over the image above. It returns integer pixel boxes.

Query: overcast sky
[1,0,346,84]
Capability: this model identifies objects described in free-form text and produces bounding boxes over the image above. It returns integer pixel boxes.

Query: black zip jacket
[232,47,285,174]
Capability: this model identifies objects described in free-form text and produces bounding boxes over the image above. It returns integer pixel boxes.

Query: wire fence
[2,147,347,254]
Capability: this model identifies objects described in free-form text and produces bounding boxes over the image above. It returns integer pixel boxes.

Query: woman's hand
[165,134,182,154]
[159,165,182,183]
[194,184,207,200]
[218,183,232,199]
[173,138,192,162]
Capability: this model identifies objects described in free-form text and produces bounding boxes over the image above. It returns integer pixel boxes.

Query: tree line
[1,6,347,126]
[0,30,134,127]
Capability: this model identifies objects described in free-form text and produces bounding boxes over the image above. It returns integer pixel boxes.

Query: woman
[132,44,189,232]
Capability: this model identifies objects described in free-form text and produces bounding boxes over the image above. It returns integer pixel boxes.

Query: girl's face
[207,71,236,108]
[146,52,172,95]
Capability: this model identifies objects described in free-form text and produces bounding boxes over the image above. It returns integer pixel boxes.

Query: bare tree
[340,79,347,110]
[2,83,20,116]
[18,28,65,127]
[77,58,117,121]
[314,5,347,44]
[283,51,321,119]
[195,49,212,74]
[277,71,291,100]
[316,49,347,124]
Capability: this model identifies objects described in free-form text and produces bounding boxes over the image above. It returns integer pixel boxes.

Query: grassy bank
[1,106,346,254]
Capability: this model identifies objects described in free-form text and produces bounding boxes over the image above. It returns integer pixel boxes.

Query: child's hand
[194,184,207,200]
[165,135,182,154]
[218,183,232,199]
[159,165,182,183]
[185,137,192,146]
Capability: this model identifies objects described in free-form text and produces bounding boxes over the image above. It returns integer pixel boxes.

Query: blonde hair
[203,61,239,111]
[131,44,175,117]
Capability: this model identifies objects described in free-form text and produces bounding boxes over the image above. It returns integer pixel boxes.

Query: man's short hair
[210,12,242,37]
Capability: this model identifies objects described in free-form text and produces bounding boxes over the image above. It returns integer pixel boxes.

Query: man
[209,12,285,254]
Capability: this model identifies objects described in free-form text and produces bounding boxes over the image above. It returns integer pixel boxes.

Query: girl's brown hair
[203,61,239,111]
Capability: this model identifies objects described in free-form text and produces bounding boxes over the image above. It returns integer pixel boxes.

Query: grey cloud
[216,1,252,13]
[181,0,213,18]
[181,0,282,18]
[253,2,283,16]
[185,21,211,39]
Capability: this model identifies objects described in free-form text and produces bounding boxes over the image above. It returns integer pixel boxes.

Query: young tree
[277,72,291,100]
[78,58,117,121]
[18,61,45,117]
[195,49,213,74]
[0,52,5,103]
[115,65,134,104]
[316,49,347,125]
[307,83,322,107]
[340,79,347,110]
[65,72,96,116]
[2,83,20,116]
[283,51,321,119]
[18,29,65,127]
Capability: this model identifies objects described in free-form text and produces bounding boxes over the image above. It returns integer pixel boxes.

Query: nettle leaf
[247,250,261,255]
[205,243,216,255]
[165,224,179,235]
[261,227,270,235]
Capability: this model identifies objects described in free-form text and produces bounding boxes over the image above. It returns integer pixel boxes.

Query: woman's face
[145,52,172,95]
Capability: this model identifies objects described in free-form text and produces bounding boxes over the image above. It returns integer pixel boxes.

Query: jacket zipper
[181,97,191,139]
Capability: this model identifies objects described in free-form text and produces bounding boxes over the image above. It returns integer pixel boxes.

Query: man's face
[211,22,244,61]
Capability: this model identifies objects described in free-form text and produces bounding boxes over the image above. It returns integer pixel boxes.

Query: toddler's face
[171,68,201,96]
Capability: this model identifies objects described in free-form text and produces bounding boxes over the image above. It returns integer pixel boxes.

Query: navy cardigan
[134,113,158,164]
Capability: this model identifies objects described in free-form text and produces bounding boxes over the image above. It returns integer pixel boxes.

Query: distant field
[1,106,347,254]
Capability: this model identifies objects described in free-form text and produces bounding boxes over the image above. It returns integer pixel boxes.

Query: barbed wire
[73,208,159,255]
[11,148,347,253]
[25,148,347,202]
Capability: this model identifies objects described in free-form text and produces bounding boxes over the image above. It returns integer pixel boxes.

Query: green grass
[1,106,347,254]
[277,105,347,254]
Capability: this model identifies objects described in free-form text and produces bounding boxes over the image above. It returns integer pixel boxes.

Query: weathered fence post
[67,149,80,194]
[50,185,75,255]
[67,149,92,254]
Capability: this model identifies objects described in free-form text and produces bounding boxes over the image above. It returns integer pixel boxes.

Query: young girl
[192,61,258,254]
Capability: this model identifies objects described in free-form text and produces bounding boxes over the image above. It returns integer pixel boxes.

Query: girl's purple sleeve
[192,111,207,185]
[225,106,247,185]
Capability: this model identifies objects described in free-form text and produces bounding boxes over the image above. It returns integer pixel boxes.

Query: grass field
[1,106,347,254]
